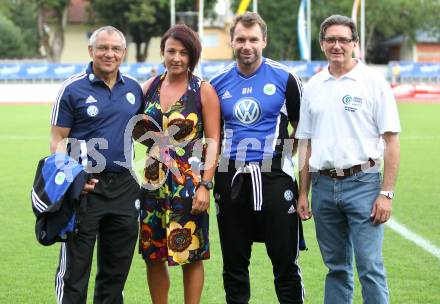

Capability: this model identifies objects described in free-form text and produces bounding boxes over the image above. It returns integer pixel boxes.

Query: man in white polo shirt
[296,15,400,304]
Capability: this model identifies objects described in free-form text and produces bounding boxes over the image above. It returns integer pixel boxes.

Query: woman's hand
[191,186,210,215]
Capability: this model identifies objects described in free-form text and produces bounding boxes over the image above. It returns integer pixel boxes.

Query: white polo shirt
[295,60,401,170]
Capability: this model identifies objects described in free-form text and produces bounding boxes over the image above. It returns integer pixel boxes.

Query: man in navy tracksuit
[50,26,143,304]
[210,12,304,304]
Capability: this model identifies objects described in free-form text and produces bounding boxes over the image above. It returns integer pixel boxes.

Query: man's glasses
[322,37,354,45]
[94,45,125,54]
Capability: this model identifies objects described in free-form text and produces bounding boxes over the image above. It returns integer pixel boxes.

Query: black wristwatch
[199,180,213,190]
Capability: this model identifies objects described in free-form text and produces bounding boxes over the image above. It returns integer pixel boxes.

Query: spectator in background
[296,14,401,304]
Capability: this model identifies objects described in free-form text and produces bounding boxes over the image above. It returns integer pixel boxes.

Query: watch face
[381,191,394,199]
[201,180,213,190]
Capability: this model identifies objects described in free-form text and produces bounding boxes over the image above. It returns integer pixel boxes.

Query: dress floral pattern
[139,72,210,266]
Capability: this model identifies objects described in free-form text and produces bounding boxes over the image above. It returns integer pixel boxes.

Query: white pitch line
[386,218,440,260]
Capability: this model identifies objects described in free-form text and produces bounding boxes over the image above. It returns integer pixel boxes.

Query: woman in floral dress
[138,24,220,304]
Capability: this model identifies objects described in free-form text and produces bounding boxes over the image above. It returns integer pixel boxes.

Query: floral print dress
[139,72,209,266]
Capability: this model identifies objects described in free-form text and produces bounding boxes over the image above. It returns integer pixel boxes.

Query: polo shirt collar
[322,58,363,81]
[85,62,125,84]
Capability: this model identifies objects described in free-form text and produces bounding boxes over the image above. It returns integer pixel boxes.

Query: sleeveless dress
[139,72,210,266]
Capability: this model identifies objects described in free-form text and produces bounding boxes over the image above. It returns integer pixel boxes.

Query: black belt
[319,159,376,179]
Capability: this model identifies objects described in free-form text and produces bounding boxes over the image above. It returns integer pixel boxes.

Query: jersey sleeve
[50,84,74,128]
[285,73,303,123]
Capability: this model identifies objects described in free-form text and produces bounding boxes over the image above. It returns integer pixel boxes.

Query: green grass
[0,103,439,303]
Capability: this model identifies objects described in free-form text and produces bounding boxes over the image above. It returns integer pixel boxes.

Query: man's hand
[297,194,312,221]
[191,186,210,215]
[81,178,99,195]
[370,195,392,225]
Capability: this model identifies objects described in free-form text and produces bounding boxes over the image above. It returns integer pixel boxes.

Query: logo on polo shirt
[85,95,97,103]
[54,172,66,185]
[126,92,136,105]
[88,74,95,81]
[134,199,140,210]
[342,95,363,113]
[222,90,232,100]
[87,105,99,117]
[342,95,352,105]
[233,97,261,125]
[284,189,294,201]
[263,83,276,95]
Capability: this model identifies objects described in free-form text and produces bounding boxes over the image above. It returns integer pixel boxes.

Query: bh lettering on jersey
[242,87,253,94]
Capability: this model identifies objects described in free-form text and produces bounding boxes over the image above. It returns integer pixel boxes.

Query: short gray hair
[319,15,358,42]
[89,26,126,48]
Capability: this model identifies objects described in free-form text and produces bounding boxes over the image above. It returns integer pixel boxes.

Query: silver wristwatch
[380,191,394,199]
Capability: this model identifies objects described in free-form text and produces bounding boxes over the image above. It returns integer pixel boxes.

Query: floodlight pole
[361,0,365,61]
[171,0,175,26]
[307,0,311,62]
[197,0,204,78]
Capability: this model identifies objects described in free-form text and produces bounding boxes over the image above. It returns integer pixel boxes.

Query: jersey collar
[235,57,266,79]
[85,62,125,84]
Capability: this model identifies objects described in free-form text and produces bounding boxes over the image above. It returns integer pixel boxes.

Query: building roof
[385,31,440,46]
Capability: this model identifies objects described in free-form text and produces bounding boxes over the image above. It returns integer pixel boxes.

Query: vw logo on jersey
[87,105,99,117]
[342,95,353,105]
[126,92,136,105]
[263,83,276,95]
[284,189,294,202]
[88,74,95,81]
[233,97,261,125]
[54,172,66,185]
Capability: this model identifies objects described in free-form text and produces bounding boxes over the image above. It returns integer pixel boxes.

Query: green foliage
[37,0,70,11]
[0,13,26,59]
[260,1,301,60]
[0,0,40,59]
[0,1,11,16]
[9,0,40,57]
[230,0,302,60]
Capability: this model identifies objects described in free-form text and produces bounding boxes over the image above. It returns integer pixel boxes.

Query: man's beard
[235,51,259,66]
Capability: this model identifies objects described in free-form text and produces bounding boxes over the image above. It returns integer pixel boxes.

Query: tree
[37,0,70,62]
[89,0,217,62]
[0,0,40,58]
[230,0,302,60]
[0,13,27,58]
[10,0,41,57]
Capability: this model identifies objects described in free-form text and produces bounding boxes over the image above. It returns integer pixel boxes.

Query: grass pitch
[0,103,439,303]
